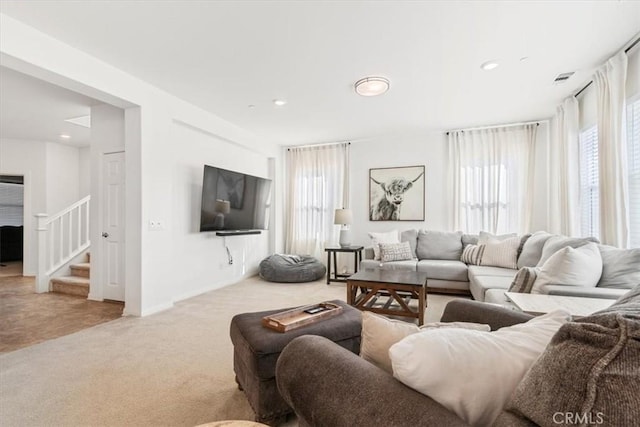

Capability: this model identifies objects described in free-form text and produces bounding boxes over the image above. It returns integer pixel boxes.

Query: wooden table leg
[326,251,331,285]
[333,252,337,281]
[418,285,426,326]
[354,251,359,273]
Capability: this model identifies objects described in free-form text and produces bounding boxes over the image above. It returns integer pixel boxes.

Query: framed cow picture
[369,165,425,221]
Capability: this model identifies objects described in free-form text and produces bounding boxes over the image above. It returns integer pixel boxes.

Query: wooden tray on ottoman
[262,302,343,333]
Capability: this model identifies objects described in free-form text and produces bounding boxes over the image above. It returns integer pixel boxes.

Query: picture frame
[369,165,425,221]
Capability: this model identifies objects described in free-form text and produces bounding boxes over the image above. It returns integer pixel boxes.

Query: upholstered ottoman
[229,300,362,426]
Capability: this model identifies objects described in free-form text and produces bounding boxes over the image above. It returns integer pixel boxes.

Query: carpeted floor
[0,276,124,353]
[0,275,463,426]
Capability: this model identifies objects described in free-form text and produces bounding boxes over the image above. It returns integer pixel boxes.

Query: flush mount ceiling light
[480,60,499,71]
[59,134,71,139]
[354,76,390,97]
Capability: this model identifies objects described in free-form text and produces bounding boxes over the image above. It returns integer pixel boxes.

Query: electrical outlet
[149,220,164,231]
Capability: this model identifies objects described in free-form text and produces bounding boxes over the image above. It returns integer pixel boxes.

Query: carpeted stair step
[50,276,90,297]
[70,263,90,278]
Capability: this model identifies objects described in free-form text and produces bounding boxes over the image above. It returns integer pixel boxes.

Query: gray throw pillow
[496,285,640,427]
[416,230,463,260]
[536,235,599,267]
[517,231,553,269]
[400,229,418,258]
[597,245,640,289]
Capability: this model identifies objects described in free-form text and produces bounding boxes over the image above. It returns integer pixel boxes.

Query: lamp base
[339,229,351,248]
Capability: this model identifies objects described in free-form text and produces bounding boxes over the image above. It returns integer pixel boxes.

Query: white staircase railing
[35,195,91,293]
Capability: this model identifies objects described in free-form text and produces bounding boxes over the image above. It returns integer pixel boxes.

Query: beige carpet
[0,276,462,427]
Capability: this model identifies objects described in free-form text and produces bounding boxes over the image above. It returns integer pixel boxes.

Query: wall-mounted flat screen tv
[200,165,272,232]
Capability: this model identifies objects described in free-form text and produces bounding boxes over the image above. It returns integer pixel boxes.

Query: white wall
[348,125,550,247]
[78,146,90,197]
[349,132,448,247]
[0,138,46,274]
[168,122,271,301]
[0,14,281,316]
[0,138,86,274]
[46,142,80,214]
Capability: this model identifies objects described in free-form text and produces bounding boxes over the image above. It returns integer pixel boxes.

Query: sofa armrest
[543,285,625,300]
[440,299,533,330]
[276,335,468,427]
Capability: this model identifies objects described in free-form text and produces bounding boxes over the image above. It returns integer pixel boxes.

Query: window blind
[627,98,640,248]
[0,182,24,226]
[579,125,599,239]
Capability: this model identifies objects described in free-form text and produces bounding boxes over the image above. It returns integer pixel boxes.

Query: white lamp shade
[334,208,353,225]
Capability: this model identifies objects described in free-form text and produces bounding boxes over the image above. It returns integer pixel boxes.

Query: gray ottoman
[229,300,362,425]
[259,254,326,283]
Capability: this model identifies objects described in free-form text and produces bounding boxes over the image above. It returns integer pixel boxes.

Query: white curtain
[449,124,537,234]
[285,143,349,258]
[548,96,581,236]
[595,51,629,247]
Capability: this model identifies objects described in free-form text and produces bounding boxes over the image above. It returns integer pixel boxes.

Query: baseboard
[139,301,174,317]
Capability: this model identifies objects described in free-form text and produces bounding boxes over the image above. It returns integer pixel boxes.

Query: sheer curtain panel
[285,143,349,258]
[449,124,537,234]
[595,51,629,247]
[548,96,581,236]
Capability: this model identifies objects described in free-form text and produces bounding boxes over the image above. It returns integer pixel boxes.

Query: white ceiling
[1,1,639,146]
[0,66,96,146]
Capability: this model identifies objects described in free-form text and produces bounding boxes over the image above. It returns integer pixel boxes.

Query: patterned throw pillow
[379,241,414,262]
[507,267,539,293]
[460,244,485,265]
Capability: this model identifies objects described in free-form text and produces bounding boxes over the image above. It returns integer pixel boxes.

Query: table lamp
[334,208,353,247]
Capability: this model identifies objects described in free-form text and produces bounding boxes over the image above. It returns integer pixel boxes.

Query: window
[579,125,599,239]
[627,98,640,247]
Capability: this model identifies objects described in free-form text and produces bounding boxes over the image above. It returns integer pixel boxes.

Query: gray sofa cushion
[462,233,479,247]
[597,245,640,289]
[400,229,419,257]
[469,275,514,302]
[416,230,463,260]
[497,286,640,427]
[517,231,553,268]
[468,265,518,278]
[360,259,417,271]
[417,260,468,282]
[537,235,599,266]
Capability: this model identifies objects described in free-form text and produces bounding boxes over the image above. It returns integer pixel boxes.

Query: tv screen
[200,165,272,232]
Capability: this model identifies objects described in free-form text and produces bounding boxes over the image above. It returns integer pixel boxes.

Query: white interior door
[101,151,125,301]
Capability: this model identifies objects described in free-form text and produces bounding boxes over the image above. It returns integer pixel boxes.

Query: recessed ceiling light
[273,99,287,107]
[480,60,499,71]
[248,104,256,109]
[64,115,91,128]
[354,76,390,96]
[59,134,71,139]
[519,56,529,62]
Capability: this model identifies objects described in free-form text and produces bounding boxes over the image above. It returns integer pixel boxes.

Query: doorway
[0,175,24,277]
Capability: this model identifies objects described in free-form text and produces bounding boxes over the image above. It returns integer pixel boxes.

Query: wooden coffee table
[347,269,428,325]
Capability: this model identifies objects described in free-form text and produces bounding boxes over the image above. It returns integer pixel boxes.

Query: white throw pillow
[479,236,520,269]
[389,310,570,427]
[368,230,399,260]
[478,231,517,244]
[359,311,490,373]
[531,242,603,294]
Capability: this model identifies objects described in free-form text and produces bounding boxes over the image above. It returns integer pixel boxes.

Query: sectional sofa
[361,229,638,303]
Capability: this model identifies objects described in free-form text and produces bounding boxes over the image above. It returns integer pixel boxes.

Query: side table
[324,246,364,284]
